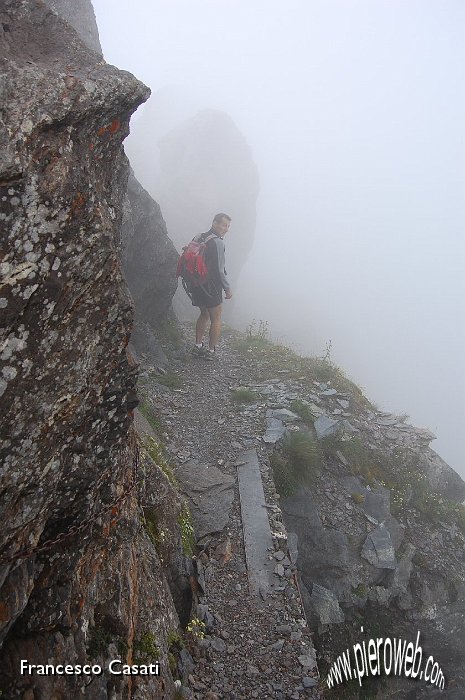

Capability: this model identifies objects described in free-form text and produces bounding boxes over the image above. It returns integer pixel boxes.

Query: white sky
[93,0,465,475]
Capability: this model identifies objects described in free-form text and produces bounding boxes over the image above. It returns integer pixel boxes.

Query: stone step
[237,449,275,597]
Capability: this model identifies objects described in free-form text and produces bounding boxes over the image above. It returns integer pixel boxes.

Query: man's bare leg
[196,307,209,344]
[208,304,223,350]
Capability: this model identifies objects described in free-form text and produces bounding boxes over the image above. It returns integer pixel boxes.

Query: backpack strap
[203,233,217,244]
[196,231,217,244]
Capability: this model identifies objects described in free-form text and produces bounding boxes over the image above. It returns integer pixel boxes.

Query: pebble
[210,637,226,653]
[270,639,285,651]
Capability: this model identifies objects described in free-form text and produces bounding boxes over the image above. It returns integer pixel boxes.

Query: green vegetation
[320,435,465,535]
[233,321,369,411]
[271,452,299,498]
[167,629,184,678]
[87,625,113,658]
[143,500,196,559]
[178,502,195,556]
[351,492,365,504]
[186,617,205,640]
[86,623,128,659]
[167,630,184,650]
[234,319,272,352]
[133,632,159,664]
[290,399,315,426]
[142,509,167,551]
[271,431,323,497]
[155,372,183,389]
[156,309,184,350]
[137,398,164,435]
[230,387,259,403]
[391,469,465,533]
[321,435,386,487]
[142,435,177,487]
[286,431,322,478]
[352,583,367,597]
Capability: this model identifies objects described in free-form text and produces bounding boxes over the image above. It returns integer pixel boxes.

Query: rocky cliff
[0,2,189,697]
[44,0,102,55]
[122,173,179,365]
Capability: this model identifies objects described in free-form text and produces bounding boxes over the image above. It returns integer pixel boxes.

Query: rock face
[121,173,180,362]
[122,173,179,326]
[0,2,187,697]
[44,0,102,55]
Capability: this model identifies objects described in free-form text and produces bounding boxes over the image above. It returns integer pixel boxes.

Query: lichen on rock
[0,2,188,697]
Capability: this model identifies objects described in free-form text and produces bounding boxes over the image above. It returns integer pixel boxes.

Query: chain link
[0,433,140,566]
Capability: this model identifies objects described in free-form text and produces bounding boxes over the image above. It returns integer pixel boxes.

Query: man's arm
[213,238,232,296]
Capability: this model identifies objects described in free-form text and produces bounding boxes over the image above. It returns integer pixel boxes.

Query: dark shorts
[191,282,223,309]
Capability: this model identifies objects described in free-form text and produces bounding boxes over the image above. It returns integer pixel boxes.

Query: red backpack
[176,234,216,294]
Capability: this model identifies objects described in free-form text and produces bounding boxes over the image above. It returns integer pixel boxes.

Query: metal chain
[0,433,140,566]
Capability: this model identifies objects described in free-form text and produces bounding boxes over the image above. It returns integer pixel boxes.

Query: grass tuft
[271,431,323,497]
[290,399,315,425]
[230,388,259,403]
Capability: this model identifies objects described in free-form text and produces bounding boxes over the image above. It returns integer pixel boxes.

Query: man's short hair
[213,212,231,224]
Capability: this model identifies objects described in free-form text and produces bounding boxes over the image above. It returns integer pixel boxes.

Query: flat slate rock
[362,487,391,523]
[314,415,340,439]
[362,524,397,569]
[263,416,286,443]
[237,449,275,597]
[267,408,300,423]
[175,461,234,539]
[310,583,345,625]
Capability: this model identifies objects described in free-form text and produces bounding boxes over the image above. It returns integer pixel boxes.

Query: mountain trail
[136,324,322,700]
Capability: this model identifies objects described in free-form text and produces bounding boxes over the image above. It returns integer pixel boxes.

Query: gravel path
[139,326,322,700]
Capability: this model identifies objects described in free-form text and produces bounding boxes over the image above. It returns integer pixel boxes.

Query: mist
[92,0,465,477]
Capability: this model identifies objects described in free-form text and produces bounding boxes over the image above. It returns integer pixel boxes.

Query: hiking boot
[203,349,218,361]
[191,344,207,357]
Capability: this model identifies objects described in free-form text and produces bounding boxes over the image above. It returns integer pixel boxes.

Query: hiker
[179,213,232,360]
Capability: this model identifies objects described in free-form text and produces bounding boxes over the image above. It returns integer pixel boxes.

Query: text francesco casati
[20,660,160,676]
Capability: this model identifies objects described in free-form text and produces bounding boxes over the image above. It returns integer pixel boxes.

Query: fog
[92,0,465,477]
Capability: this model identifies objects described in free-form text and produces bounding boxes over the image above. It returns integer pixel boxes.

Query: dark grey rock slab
[362,524,397,569]
[314,415,340,439]
[237,450,275,597]
[383,514,405,550]
[263,417,286,443]
[267,408,300,423]
[175,461,234,539]
[387,542,415,594]
[310,583,345,625]
[362,487,390,523]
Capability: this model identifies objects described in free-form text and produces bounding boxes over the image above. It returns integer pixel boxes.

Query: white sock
[195,342,203,348]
